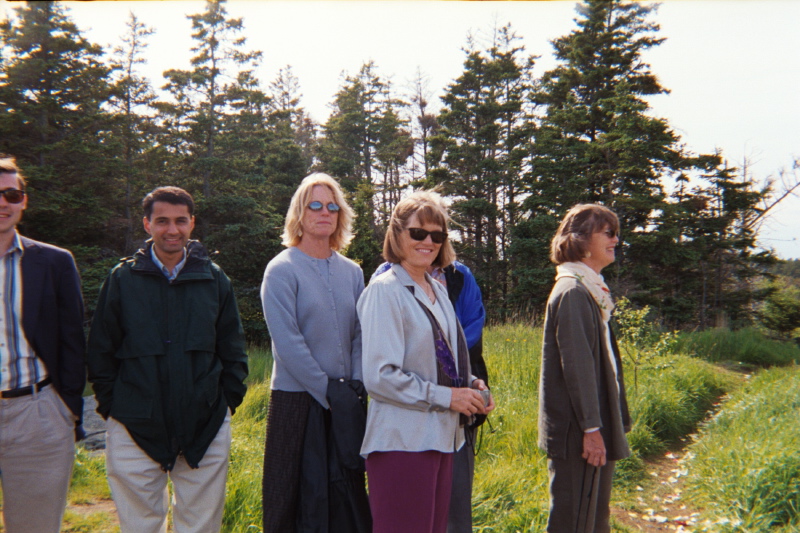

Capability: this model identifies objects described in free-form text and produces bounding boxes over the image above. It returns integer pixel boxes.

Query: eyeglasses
[601,229,619,239]
[0,188,25,204]
[307,201,340,212]
[407,227,448,244]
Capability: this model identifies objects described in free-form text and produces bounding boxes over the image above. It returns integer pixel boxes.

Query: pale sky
[3,0,799,259]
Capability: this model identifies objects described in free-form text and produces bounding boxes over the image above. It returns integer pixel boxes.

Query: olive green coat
[538,276,631,462]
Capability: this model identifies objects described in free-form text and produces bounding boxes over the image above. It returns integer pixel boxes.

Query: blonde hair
[383,190,456,269]
[550,203,619,265]
[282,173,354,251]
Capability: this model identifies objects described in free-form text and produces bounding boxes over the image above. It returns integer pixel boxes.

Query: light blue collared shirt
[1,232,47,390]
[150,246,187,282]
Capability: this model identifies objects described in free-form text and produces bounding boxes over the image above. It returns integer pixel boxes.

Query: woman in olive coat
[538,204,632,533]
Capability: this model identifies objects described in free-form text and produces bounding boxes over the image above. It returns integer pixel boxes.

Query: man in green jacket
[87,186,248,533]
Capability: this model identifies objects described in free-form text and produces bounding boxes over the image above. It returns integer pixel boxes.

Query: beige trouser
[105,411,231,533]
[0,385,76,533]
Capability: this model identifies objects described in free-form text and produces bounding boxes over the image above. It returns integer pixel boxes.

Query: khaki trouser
[0,385,76,533]
[105,411,231,533]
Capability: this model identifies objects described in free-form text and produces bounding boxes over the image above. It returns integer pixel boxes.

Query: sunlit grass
[674,327,800,367]
[684,365,800,531]
[472,324,550,531]
[7,329,797,532]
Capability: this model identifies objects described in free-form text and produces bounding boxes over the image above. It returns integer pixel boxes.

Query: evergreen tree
[758,279,800,338]
[0,1,115,248]
[639,155,775,327]
[517,0,778,327]
[515,0,686,314]
[317,62,384,190]
[408,70,439,182]
[151,0,300,341]
[107,11,158,254]
[428,24,535,319]
[317,62,412,278]
[267,65,317,216]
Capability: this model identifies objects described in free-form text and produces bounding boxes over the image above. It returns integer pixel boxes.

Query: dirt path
[611,446,703,532]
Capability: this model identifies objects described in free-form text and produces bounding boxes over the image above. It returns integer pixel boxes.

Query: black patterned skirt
[262,389,312,533]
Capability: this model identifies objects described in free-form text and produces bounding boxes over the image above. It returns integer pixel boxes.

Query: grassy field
[2,324,797,532]
[470,324,743,532]
[674,327,800,367]
[683,365,800,532]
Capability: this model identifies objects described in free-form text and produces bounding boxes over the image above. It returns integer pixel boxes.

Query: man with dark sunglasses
[0,157,86,533]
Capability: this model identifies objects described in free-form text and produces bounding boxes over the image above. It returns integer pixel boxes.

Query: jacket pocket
[189,351,222,408]
[111,380,154,419]
[111,353,156,420]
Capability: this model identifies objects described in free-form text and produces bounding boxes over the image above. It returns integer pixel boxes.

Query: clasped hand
[449,379,495,416]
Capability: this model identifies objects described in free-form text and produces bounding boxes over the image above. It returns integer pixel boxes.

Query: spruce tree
[151,0,298,341]
[519,0,777,327]
[429,24,535,319]
[0,1,115,248]
[108,12,158,254]
[317,62,412,278]
[516,0,685,313]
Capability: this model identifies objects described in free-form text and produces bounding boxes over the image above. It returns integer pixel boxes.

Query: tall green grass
[674,327,800,366]
[27,327,792,532]
[472,324,550,532]
[222,345,271,530]
[683,365,800,532]
[622,355,741,461]
[468,325,741,529]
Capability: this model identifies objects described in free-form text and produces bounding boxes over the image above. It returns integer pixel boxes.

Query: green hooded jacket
[88,240,248,470]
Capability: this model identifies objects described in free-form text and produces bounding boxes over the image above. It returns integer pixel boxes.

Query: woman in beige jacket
[357,191,494,533]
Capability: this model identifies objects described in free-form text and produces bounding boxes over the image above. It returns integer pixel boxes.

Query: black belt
[1,377,52,399]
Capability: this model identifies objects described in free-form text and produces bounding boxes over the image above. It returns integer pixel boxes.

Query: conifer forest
[1,0,798,342]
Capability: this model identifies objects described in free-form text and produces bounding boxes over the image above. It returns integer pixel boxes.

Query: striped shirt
[0,233,47,391]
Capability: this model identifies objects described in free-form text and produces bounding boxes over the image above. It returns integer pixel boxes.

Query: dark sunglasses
[0,188,26,204]
[407,227,448,244]
[307,201,340,212]
[601,229,619,239]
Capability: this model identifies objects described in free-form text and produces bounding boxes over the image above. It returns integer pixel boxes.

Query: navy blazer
[19,236,86,436]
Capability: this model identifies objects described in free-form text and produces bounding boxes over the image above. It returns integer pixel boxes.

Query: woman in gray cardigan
[538,204,632,533]
[260,173,370,532]
[357,191,494,533]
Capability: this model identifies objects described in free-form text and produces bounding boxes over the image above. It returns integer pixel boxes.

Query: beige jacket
[357,263,468,457]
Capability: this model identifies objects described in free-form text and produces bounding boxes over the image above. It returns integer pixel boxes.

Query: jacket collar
[390,263,460,347]
[130,240,213,280]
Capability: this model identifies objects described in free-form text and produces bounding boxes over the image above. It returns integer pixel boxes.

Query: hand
[471,379,495,415]
[449,387,484,417]
[582,430,607,467]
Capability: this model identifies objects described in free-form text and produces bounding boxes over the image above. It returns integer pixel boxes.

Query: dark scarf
[407,287,471,422]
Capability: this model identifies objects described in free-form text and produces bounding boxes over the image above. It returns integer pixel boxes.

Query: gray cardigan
[538,276,631,462]
[260,247,364,409]
[357,263,468,457]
